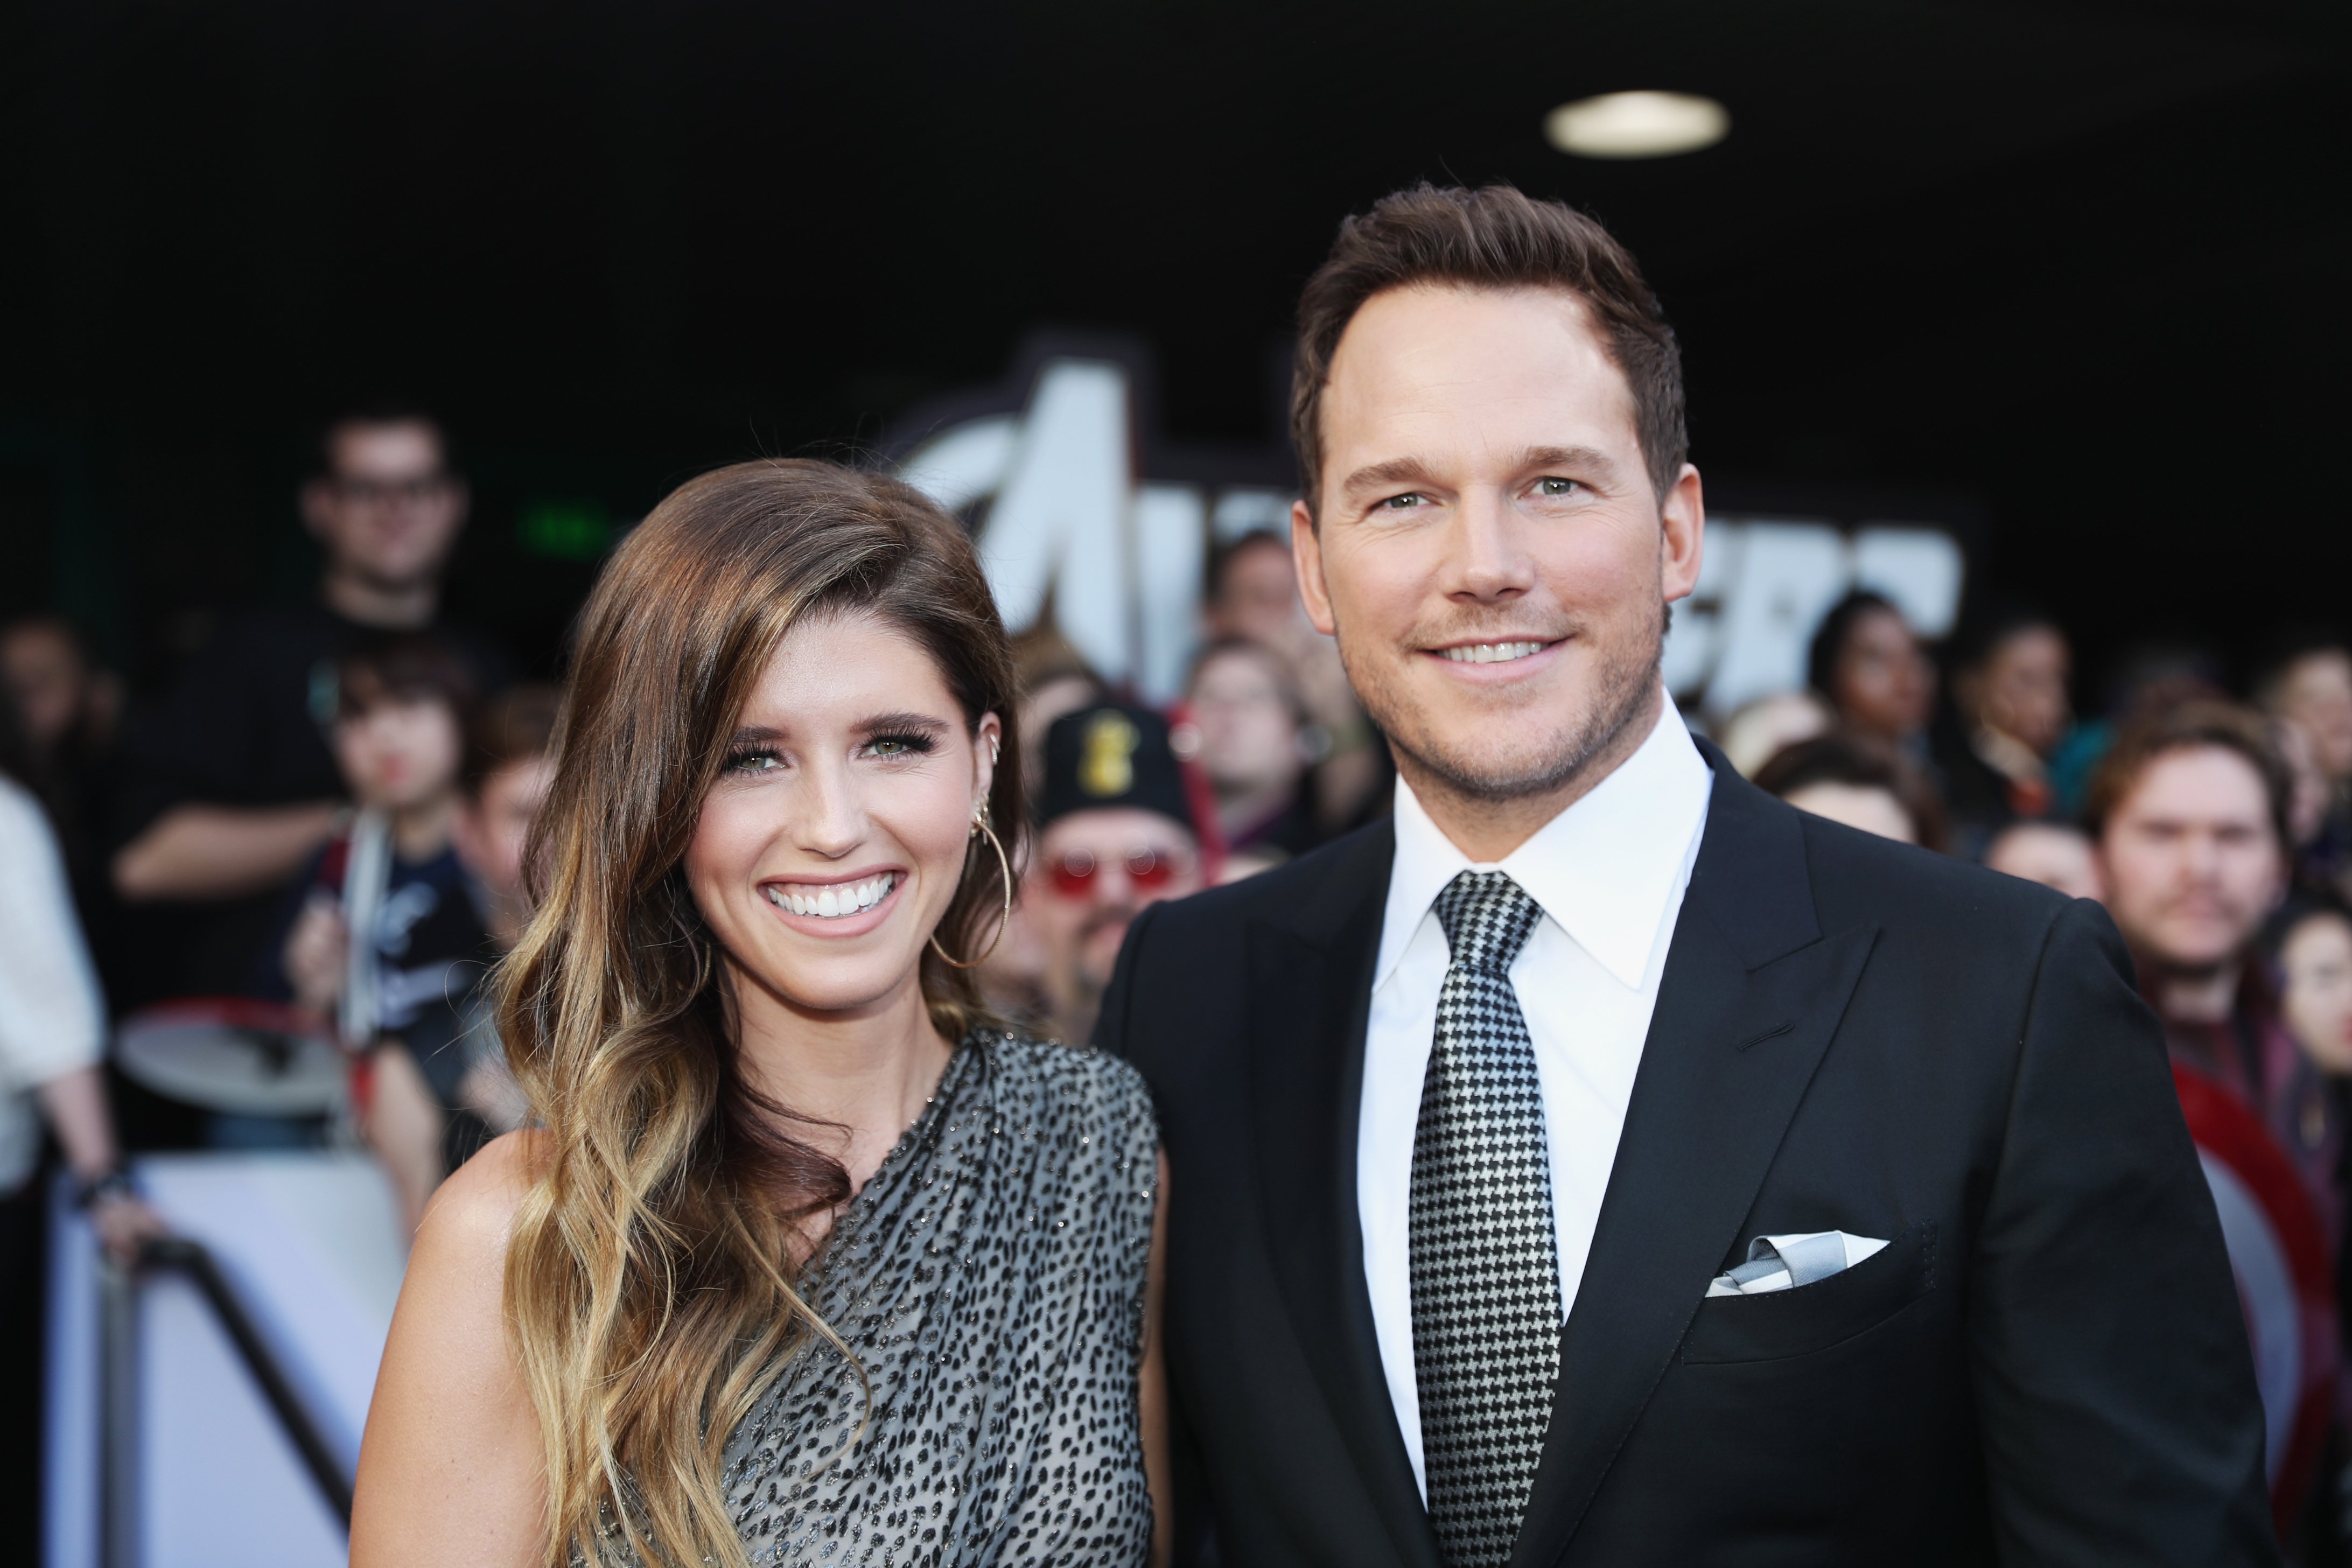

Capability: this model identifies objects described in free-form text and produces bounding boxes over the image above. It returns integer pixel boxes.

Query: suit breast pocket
[1677,1221,1937,1366]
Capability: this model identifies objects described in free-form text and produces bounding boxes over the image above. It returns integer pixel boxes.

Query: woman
[1805,590,1936,752]
[353,462,1169,1567]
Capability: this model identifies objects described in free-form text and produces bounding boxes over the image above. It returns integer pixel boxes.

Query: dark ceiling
[4,0,2347,688]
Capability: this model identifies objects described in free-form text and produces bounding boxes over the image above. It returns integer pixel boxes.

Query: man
[109,408,507,1003]
[1100,185,2269,1566]
[2089,702,2333,1228]
[1028,701,1204,1045]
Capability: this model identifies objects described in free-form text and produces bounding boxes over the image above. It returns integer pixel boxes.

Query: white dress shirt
[0,778,107,1193]
[1358,696,1713,1494]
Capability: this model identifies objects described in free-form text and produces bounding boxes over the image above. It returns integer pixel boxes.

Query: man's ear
[1290,500,1338,637]
[1658,463,1705,604]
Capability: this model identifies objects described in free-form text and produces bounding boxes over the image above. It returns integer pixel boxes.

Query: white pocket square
[1706,1230,1889,1297]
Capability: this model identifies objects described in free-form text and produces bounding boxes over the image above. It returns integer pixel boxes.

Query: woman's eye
[866,733,936,760]
[726,748,781,774]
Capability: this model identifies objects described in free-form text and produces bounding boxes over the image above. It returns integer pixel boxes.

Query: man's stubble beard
[1338,603,1668,806]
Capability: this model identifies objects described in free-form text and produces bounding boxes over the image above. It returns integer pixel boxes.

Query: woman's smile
[758,866,905,937]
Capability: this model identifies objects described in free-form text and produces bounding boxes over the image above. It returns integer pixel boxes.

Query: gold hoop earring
[929,809,1013,970]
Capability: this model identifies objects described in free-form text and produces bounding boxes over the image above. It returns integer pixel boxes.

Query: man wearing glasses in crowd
[1026,702,1205,1047]
[111,409,510,1008]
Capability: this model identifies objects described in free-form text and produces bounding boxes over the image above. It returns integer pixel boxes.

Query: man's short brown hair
[1291,182,1686,514]
[2085,699,2293,850]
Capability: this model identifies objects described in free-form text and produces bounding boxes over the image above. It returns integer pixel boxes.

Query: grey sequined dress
[718,1030,1160,1566]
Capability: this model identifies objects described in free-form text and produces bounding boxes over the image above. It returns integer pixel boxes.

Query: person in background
[270,635,489,1229]
[1938,606,2073,858]
[0,687,164,1560]
[1712,687,1831,778]
[2,613,129,990]
[1205,530,1387,833]
[1027,702,1204,1045]
[109,407,508,1006]
[1752,729,1947,848]
[2090,701,2335,1233]
[2277,902,2352,1081]
[418,684,562,1168]
[1806,589,1937,756]
[977,632,1111,1027]
[1185,636,1319,862]
[2258,638,2352,902]
[1985,819,2105,902]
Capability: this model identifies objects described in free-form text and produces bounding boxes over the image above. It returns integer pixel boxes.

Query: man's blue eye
[1382,493,1423,510]
[1538,478,1578,496]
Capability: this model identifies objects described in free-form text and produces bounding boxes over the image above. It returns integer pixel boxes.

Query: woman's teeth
[1441,641,1549,664]
[765,872,895,919]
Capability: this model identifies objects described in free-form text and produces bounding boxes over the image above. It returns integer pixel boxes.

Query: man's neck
[323,569,437,630]
[2156,960,2243,1026]
[1402,684,1663,864]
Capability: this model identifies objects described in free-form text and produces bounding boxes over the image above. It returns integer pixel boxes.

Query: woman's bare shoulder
[412,1129,548,1278]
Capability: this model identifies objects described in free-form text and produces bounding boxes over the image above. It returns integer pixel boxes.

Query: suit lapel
[1510,753,1879,1568]
[1249,821,1445,1568]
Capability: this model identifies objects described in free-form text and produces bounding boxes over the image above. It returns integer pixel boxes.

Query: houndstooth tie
[1410,870,1560,1568]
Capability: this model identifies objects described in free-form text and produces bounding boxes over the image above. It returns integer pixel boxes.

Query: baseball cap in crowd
[1037,702,1196,837]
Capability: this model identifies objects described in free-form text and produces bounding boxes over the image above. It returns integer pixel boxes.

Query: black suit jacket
[1099,745,2276,1567]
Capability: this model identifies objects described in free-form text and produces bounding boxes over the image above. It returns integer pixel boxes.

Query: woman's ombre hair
[494,460,1020,1566]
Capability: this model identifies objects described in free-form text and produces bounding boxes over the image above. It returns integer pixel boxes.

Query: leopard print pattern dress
[718,1030,1160,1566]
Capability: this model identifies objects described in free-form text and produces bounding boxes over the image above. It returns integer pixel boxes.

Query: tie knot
[1432,870,1542,976]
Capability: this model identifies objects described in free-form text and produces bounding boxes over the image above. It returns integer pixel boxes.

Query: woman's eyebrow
[853,711,953,736]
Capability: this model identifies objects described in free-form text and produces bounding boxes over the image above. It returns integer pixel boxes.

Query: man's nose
[1445,488,1535,601]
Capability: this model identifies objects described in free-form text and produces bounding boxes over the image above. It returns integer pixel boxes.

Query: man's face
[1028,807,1201,1017]
[1291,285,1702,804]
[2276,651,2352,787]
[302,422,468,593]
[2099,746,2285,975]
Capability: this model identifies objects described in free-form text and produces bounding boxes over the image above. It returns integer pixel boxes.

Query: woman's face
[686,609,998,1022]
[1976,626,2071,757]
[2283,912,2352,1076]
[1833,607,1935,743]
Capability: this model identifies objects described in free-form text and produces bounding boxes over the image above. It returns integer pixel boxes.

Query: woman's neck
[730,974,953,1195]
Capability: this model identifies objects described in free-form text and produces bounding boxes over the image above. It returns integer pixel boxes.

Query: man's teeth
[765,872,895,919]
[1440,641,1549,664]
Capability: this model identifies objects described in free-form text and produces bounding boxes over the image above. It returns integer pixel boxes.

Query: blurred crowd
[6,405,2352,1545]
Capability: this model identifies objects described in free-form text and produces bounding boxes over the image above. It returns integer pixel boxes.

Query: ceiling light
[1545,92,1729,159]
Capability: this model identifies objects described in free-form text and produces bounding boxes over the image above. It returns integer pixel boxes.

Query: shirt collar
[1376,694,1715,992]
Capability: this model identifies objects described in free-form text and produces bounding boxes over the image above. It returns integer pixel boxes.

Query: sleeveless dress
[717,1030,1160,1566]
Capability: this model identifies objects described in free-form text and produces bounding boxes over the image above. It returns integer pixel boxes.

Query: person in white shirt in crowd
[0,687,166,1559]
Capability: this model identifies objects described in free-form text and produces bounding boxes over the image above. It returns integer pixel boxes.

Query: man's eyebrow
[1336,456,1442,497]
[1336,445,1623,499]
[1520,444,1621,476]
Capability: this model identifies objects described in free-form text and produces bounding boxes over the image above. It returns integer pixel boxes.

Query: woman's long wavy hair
[494,460,1023,1567]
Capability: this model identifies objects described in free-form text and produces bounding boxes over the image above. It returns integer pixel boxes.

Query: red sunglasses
[1047,847,1187,898]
